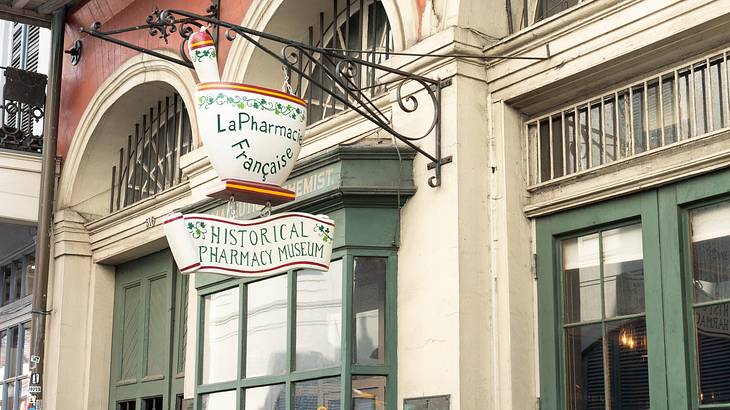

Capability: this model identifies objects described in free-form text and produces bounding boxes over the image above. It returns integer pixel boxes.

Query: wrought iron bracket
[80,3,461,187]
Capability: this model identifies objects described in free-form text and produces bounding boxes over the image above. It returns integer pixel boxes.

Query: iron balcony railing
[0,67,46,153]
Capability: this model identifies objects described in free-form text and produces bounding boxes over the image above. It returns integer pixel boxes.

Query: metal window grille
[287,0,393,125]
[527,48,730,185]
[109,94,193,212]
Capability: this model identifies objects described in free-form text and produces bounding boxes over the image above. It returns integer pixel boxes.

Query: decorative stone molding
[57,50,198,210]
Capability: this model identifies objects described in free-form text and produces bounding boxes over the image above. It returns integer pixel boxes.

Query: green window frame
[0,322,31,410]
[195,248,398,410]
[538,167,730,410]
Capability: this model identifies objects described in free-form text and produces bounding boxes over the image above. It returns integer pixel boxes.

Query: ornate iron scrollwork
[82,2,453,187]
[0,67,46,153]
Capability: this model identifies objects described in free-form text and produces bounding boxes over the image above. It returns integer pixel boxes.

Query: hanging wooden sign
[164,212,334,277]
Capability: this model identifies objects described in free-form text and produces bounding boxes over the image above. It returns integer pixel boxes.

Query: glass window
[202,287,240,384]
[200,390,236,410]
[246,275,287,378]
[7,328,18,379]
[197,249,394,408]
[2,267,11,305]
[0,331,6,379]
[562,224,649,410]
[352,376,386,410]
[294,377,341,410]
[24,256,34,297]
[353,257,386,365]
[690,201,730,405]
[245,384,286,410]
[11,261,21,301]
[295,260,343,371]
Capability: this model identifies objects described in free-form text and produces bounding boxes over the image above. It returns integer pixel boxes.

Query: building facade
[37,0,730,409]
[0,18,51,410]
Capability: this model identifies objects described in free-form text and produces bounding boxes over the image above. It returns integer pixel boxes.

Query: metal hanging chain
[260,201,272,218]
[281,66,294,95]
[226,195,237,219]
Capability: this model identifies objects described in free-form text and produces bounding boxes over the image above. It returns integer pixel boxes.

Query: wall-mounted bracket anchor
[64,40,82,65]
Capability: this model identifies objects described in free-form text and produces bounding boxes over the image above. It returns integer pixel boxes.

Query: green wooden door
[538,167,730,410]
[109,250,186,410]
[537,191,668,410]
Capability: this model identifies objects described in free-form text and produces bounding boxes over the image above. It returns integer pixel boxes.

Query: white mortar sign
[164,212,334,277]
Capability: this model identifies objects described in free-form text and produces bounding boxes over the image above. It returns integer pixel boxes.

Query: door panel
[109,250,185,410]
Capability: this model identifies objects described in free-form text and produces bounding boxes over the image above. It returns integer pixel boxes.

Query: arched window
[292,0,394,125]
[109,93,193,212]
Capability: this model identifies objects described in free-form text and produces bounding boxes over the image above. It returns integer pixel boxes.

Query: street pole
[29,7,66,409]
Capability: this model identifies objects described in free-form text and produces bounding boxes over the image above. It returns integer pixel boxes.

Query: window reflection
[563,225,649,410]
[202,287,239,384]
[245,384,285,410]
[563,233,600,323]
[352,376,386,410]
[296,260,343,371]
[691,202,730,404]
[295,377,341,410]
[246,275,287,378]
[353,257,386,365]
[200,390,236,410]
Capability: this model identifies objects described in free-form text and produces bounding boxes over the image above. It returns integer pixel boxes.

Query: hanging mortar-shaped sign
[189,27,305,205]
[188,27,219,82]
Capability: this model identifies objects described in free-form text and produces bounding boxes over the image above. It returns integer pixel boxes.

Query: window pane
[6,381,14,410]
[246,275,287,378]
[8,327,18,378]
[563,234,601,323]
[632,86,646,154]
[353,257,386,365]
[564,112,576,174]
[200,390,236,410]
[539,119,551,182]
[202,287,239,384]
[603,225,645,318]
[606,318,650,409]
[294,377,341,410]
[528,124,539,185]
[296,260,342,371]
[710,59,725,130]
[590,103,602,167]
[690,201,730,302]
[618,92,629,159]
[12,260,21,301]
[352,376,386,410]
[2,266,11,305]
[22,326,29,375]
[694,65,709,136]
[552,116,564,178]
[661,76,677,144]
[24,255,34,297]
[695,302,730,405]
[565,323,604,410]
[0,331,6,379]
[647,82,661,150]
[578,107,589,170]
[18,378,28,410]
[245,384,286,410]
[604,99,617,163]
[678,70,692,138]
